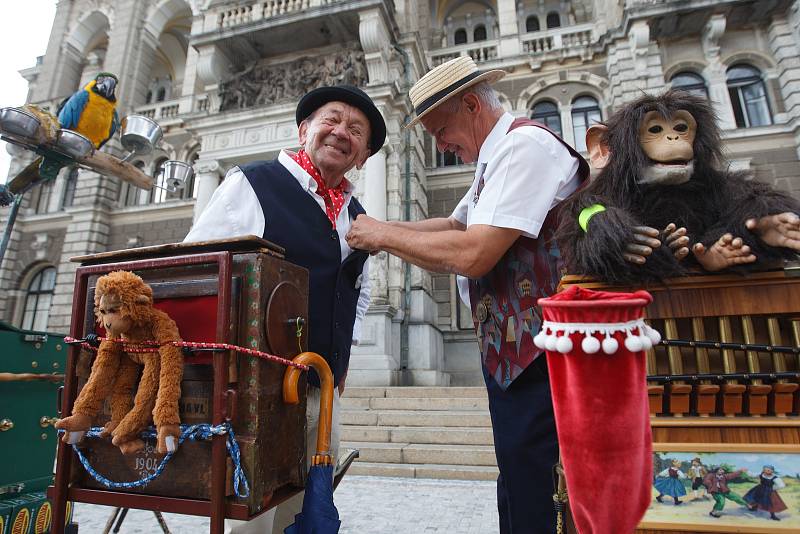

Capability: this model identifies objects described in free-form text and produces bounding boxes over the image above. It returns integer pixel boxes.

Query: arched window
[526,16,540,33]
[436,151,463,167]
[119,162,144,206]
[473,24,487,42]
[546,12,561,29]
[21,266,56,331]
[146,90,153,104]
[156,87,167,103]
[571,96,602,152]
[727,64,772,128]
[454,28,468,45]
[671,71,708,98]
[531,100,562,137]
[151,158,170,203]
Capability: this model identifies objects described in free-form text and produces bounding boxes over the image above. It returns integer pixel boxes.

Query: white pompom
[545,335,559,352]
[581,335,601,354]
[645,325,662,345]
[625,334,643,352]
[639,334,653,351]
[534,331,548,349]
[602,336,619,354]
[555,335,573,354]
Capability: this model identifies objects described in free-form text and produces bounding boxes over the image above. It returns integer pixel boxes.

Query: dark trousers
[483,356,559,534]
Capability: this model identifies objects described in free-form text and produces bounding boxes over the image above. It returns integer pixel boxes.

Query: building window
[727,64,772,128]
[32,180,54,214]
[526,16,540,33]
[454,28,468,45]
[62,168,78,208]
[670,71,708,98]
[156,87,166,102]
[436,151,463,167]
[546,12,561,29]
[473,25,487,42]
[571,96,602,152]
[119,161,145,207]
[150,158,170,203]
[531,100,563,137]
[21,266,56,331]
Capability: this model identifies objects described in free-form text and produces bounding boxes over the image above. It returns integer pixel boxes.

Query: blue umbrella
[282,352,342,534]
[284,464,340,534]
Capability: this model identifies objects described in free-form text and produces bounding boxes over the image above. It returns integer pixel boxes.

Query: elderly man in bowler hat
[185,85,386,534]
[346,57,589,533]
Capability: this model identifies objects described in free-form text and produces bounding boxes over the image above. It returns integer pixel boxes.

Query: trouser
[484,356,560,534]
[225,387,341,534]
[711,491,747,512]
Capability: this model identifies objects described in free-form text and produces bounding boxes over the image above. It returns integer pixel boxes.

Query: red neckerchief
[289,149,348,229]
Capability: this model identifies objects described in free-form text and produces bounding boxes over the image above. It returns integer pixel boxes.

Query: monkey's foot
[156,424,181,454]
[693,234,756,272]
[116,438,145,455]
[54,413,93,444]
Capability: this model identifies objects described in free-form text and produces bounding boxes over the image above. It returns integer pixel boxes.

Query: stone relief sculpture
[219,46,368,111]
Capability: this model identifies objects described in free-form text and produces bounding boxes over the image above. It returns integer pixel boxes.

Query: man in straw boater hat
[185,85,386,534]
[346,56,589,532]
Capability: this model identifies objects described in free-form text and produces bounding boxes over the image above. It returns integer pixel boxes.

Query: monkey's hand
[663,223,690,261]
[623,226,662,265]
[99,420,119,438]
[54,413,93,445]
[693,234,756,272]
[745,212,800,251]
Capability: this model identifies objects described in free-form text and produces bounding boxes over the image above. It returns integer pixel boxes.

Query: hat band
[414,71,483,117]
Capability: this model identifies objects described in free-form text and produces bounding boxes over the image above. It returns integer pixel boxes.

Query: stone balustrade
[429,39,499,66]
[520,22,594,56]
[215,0,345,28]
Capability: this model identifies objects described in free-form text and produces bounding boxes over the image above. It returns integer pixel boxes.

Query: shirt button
[331,233,337,241]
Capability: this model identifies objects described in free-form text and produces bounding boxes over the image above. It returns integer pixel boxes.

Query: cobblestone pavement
[72,476,499,533]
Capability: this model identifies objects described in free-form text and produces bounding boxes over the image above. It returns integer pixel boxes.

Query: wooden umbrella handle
[283,352,334,465]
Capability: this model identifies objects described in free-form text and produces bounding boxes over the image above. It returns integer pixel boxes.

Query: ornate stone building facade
[3,0,800,386]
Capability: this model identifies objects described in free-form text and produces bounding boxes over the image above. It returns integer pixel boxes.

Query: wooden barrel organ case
[49,237,316,532]
[561,269,800,534]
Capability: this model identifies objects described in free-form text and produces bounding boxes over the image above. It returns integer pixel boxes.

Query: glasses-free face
[299,101,372,180]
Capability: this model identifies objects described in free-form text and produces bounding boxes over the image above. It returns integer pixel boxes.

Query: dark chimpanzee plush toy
[558,89,800,285]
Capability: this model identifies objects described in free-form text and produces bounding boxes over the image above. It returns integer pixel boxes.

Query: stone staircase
[340,387,499,480]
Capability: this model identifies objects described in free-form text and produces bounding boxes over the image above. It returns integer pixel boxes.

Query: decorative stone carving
[702,14,726,64]
[218,45,368,112]
[30,233,51,261]
[359,9,392,84]
[628,20,650,77]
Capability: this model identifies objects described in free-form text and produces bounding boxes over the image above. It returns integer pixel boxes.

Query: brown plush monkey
[55,271,183,455]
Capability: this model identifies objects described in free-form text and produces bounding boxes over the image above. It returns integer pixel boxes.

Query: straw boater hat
[407,56,506,127]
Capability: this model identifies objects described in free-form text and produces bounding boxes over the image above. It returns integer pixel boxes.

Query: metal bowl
[120,115,162,155]
[160,160,194,191]
[54,129,94,160]
[0,107,42,142]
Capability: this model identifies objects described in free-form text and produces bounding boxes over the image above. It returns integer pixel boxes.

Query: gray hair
[437,81,502,114]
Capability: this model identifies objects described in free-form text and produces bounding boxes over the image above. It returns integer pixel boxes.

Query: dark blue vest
[240,160,368,387]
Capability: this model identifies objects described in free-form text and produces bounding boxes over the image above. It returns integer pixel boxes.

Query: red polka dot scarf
[290,149,349,229]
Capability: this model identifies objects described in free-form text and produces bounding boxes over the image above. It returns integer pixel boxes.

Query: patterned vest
[469,119,589,389]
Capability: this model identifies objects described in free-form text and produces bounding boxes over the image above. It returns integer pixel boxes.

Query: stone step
[342,441,497,467]
[340,409,492,428]
[341,396,489,411]
[347,462,499,481]
[341,425,494,446]
[343,387,487,399]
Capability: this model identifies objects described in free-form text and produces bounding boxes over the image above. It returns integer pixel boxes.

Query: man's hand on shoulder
[346,214,385,253]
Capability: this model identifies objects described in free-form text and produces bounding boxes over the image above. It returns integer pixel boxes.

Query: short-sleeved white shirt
[452,113,582,305]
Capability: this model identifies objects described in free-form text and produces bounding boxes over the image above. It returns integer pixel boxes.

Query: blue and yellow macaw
[57,72,120,149]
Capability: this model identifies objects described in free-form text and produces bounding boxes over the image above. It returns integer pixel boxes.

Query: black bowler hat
[296,85,386,153]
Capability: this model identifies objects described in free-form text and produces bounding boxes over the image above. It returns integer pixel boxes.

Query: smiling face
[97,293,132,337]
[420,100,481,164]
[298,101,372,184]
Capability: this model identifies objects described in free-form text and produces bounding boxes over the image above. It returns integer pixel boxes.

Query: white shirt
[184,150,371,344]
[452,113,582,305]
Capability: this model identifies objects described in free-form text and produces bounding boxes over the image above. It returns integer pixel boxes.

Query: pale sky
[0,1,58,183]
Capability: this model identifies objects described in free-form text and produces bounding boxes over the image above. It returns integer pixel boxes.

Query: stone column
[606,20,665,108]
[560,104,575,148]
[193,159,222,222]
[496,0,520,57]
[31,0,76,102]
[701,14,737,130]
[363,147,387,221]
[359,8,392,85]
[769,14,800,125]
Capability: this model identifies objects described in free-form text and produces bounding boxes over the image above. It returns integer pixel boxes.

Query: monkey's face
[637,110,697,186]
[97,293,132,337]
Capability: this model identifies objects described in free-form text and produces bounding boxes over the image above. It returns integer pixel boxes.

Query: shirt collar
[279,149,354,195]
[475,112,515,177]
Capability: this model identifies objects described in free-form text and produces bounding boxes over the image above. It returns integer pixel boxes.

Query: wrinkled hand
[746,212,800,251]
[693,233,756,272]
[663,223,690,261]
[623,226,661,265]
[345,214,384,252]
